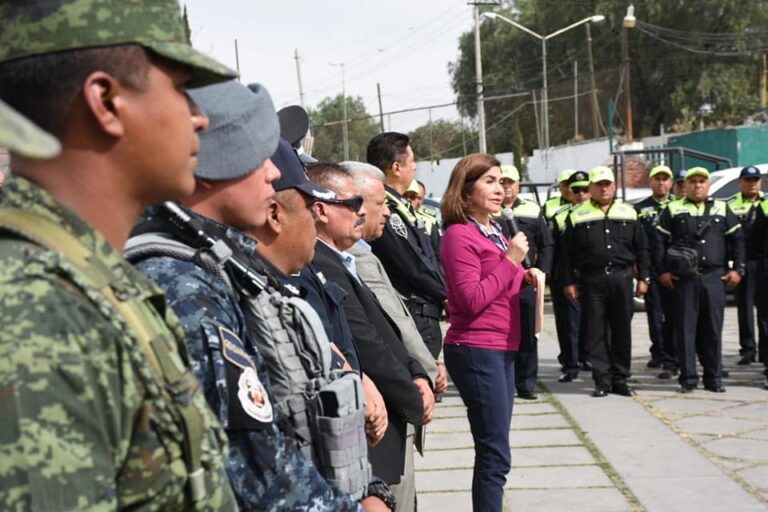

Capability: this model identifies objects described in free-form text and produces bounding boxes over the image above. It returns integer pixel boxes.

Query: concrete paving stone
[425,428,583,451]
[506,487,632,512]
[675,415,767,436]
[416,490,473,511]
[714,385,768,401]
[689,433,719,445]
[415,468,473,492]
[510,428,582,448]
[416,465,612,493]
[726,403,768,421]
[432,405,467,419]
[510,402,559,415]
[704,437,768,463]
[743,430,768,441]
[512,446,596,467]
[417,445,597,471]
[649,397,733,417]
[512,413,570,430]
[506,464,613,489]
[435,396,465,407]
[415,448,474,471]
[737,465,768,491]
[428,417,471,433]
[424,431,475,450]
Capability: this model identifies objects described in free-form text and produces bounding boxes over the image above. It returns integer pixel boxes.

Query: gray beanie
[189,80,279,181]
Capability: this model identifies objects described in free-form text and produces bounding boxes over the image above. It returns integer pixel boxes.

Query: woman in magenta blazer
[440,153,529,512]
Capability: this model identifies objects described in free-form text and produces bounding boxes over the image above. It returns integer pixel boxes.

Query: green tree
[450,0,768,152]
[408,119,477,162]
[309,95,380,162]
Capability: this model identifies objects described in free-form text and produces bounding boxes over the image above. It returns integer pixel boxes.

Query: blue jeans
[444,344,516,512]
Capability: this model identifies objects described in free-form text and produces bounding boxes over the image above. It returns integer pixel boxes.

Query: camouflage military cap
[0,98,60,159]
[0,0,237,87]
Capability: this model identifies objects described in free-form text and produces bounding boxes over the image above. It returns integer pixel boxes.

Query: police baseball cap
[649,165,673,178]
[589,166,615,183]
[685,167,710,180]
[0,99,60,159]
[558,169,576,183]
[739,165,763,180]
[404,179,421,196]
[500,165,520,182]
[676,169,687,182]
[272,138,335,200]
[568,170,590,189]
[0,0,237,88]
[189,80,279,181]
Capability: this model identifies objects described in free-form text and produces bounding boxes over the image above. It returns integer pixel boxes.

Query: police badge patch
[389,214,408,239]
[237,367,274,423]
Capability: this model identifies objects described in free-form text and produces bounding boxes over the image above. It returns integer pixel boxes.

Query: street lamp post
[482,12,604,150]
[622,5,636,142]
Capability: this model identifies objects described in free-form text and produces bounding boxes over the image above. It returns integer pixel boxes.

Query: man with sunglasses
[551,171,592,382]
[635,165,678,378]
[561,166,650,397]
[309,163,430,489]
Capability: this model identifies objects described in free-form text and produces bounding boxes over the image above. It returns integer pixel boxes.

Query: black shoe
[646,358,662,369]
[764,378,768,390]
[704,384,726,393]
[764,367,768,377]
[722,369,730,378]
[435,394,443,403]
[680,384,696,393]
[517,390,538,400]
[737,355,755,366]
[581,361,593,371]
[611,383,636,397]
[592,387,609,397]
[657,369,677,380]
[558,373,575,383]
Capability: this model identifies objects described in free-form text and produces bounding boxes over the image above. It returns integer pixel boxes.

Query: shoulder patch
[237,367,273,423]
[220,326,255,371]
[389,214,408,239]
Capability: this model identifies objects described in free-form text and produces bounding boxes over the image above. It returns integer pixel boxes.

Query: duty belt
[406,297,442,319]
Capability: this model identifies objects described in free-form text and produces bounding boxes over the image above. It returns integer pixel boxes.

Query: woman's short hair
[440,153,501,228]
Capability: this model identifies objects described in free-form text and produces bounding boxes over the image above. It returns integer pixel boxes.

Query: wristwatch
[364,478,397,511]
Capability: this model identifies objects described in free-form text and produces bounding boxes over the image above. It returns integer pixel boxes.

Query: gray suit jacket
[349,242,440,385]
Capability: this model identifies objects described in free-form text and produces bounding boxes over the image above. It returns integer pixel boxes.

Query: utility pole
[377,82,385,132]
[330,62,349,160]
[586,23,601,139]
[622,5,636,142]
[340,64,349,160]
[428,107,434,163]
[574,60,579,139]
[234,38,241,76]
[532,89,541,149]
[761,53,767,110]
[294,49,306,108]
[473,4,487,153]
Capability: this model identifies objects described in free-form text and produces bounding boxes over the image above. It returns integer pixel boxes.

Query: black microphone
[502,207,531,268]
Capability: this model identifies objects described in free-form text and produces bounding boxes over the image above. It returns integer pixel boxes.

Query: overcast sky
[183,0,473,132]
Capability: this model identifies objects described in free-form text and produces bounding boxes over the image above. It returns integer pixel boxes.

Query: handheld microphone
[501,207,531,268]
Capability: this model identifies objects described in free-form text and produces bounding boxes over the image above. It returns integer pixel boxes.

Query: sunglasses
[571,187,589,194]
[320,195,364,212]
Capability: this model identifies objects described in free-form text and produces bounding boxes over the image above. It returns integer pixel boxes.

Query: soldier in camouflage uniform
[0,1,238,510]
[130,80,381,511]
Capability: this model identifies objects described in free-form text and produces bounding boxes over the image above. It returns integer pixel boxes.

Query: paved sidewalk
[415,305,768,511]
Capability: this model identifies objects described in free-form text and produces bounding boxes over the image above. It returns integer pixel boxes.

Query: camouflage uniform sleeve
[0,248,135,511]
[135,256,362,511]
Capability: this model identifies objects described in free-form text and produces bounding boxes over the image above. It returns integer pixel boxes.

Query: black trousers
[756,268,768,367]
[515,284,538,393]
[551,278,581,375]
[736,262,761,359]
[673,270,725,388]
[407,299,443,358]
[581,268,634,388]
[644,277,677,369]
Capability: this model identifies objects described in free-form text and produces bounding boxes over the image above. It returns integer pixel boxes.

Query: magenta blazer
[441,222,526,351]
